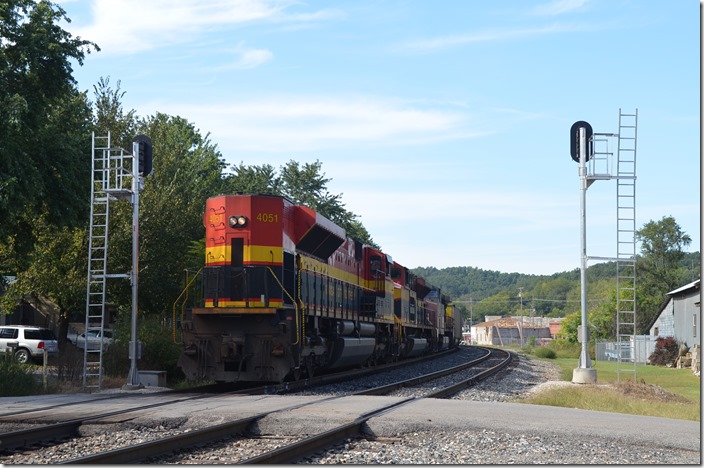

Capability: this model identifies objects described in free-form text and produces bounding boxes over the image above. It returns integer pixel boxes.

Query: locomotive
[177,194,462,383]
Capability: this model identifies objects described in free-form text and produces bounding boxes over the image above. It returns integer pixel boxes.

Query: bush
[547,339,582,359]
[0,356,42,396]
[104,314,184,384]
[533,347,557,359]
[648,337,680,366]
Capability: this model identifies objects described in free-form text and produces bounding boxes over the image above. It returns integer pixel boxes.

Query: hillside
[412,251,700,325]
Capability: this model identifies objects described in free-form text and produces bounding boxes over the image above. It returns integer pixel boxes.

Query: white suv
[0,325,59,364]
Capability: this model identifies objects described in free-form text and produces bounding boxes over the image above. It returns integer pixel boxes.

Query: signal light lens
[229,215,248,228]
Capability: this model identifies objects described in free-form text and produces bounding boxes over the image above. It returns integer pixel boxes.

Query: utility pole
[518,288,524,347]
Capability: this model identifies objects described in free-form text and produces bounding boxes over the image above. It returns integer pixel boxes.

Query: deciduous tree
[636,216,692,331]
[0,0,97,263]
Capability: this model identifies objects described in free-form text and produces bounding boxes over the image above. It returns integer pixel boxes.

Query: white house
[648,279,701,347]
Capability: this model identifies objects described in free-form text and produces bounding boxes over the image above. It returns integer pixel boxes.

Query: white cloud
[397,23,588,53]
[72,0,335,55]
[235,48,273,68]
[529,0,590,17]
[212,43,273,69]
[149,95,483,153]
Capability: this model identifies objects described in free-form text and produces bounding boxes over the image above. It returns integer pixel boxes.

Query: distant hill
[412,251,700,324]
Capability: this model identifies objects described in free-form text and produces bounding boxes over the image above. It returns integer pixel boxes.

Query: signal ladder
[589,109,638,382]
[615,110,638,382]
[84,133,133,388]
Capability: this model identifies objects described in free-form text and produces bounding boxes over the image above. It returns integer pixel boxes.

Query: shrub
[533,347,557,359]
[0,356,42,396]
[648,337,680,366]
[104,314,184,384]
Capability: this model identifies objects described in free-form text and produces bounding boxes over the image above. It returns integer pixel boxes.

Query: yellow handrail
[266,266,300,345]
[171,267,203,343]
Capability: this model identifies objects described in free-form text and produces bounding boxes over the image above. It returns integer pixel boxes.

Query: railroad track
[239,348,512,464]
[0,347,511,464]
[0,347,462,454]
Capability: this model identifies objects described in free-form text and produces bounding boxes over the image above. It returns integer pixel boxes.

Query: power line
[453,298,605,304]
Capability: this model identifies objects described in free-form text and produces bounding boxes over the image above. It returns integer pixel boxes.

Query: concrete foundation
[571,367,597,384]
[138,370,167,387]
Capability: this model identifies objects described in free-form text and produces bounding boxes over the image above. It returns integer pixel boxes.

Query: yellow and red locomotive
[178,194,461,383]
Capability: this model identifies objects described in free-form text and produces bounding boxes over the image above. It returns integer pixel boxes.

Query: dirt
[612,380,692,404]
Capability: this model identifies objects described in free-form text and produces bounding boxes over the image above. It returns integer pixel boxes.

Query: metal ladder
[83,133,132,388]
[615,109,638,381]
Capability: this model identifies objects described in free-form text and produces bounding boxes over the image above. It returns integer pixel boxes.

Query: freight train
[177,194,462,383]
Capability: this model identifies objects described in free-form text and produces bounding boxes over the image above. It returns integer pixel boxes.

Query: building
[470,316,552,346]
[648,279,701,347]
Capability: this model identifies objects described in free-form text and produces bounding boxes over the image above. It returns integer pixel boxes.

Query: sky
[58,0,700,275]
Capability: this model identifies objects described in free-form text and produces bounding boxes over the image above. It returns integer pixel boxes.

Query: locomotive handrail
[266,266,300,346]
[171,267,203,343]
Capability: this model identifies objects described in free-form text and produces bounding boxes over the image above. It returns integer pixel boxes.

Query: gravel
[301,354,699,464]
[0,350,699,464]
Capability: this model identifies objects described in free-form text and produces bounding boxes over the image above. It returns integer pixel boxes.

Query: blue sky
[59,0,700,275]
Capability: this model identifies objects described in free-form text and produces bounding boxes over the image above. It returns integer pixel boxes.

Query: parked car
[67,329,113,350]
[0,325,59,364]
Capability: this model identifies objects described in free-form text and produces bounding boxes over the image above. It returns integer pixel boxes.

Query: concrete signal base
[572,367,597,384]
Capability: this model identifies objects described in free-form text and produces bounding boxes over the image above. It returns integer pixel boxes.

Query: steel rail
[353,347,492,396]
[0,391,224,450]
[58,415,262,465]
[237,398,415,465]
[11,347,509,464]
[424,348,513,399]
[238,348,514,464]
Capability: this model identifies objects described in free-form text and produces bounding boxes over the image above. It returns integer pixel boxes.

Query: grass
[521,356,701,421]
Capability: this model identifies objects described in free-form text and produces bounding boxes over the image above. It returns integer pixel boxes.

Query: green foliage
[224,159,376,246]
[225,163,281,195]
[0,217,87,336]
[103,111,226,316]
[636,216,693,332]
[533,347,557,359]
[416,217,699,341]
[0,0,97,254]
[0,355,42,396]
[105,313,184,381]
[91,77,137,143]
[557,312,581,343]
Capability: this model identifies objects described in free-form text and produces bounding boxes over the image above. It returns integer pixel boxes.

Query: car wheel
[14,348,31,364]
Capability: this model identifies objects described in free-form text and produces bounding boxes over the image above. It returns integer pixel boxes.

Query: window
[0,328,18,339]
[654,327,659,337]
[693,314,697,338]
[231,238,244,267]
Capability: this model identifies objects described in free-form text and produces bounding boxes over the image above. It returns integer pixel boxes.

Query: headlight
[228,215,248,228]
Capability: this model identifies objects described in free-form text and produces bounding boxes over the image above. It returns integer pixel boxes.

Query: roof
[645,279,701,333]
[667,279,700,297]
[471,317,548,329]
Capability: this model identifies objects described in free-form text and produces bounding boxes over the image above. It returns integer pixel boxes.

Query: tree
[0,0,97,257]
[636,216,692,332]
[91,77,138,147]
[0,214,87,341]
[224,159,376,246]
[106,113,226,316]
[224,163,281,195]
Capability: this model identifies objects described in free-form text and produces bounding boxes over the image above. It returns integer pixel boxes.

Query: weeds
[0,356,43,396]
